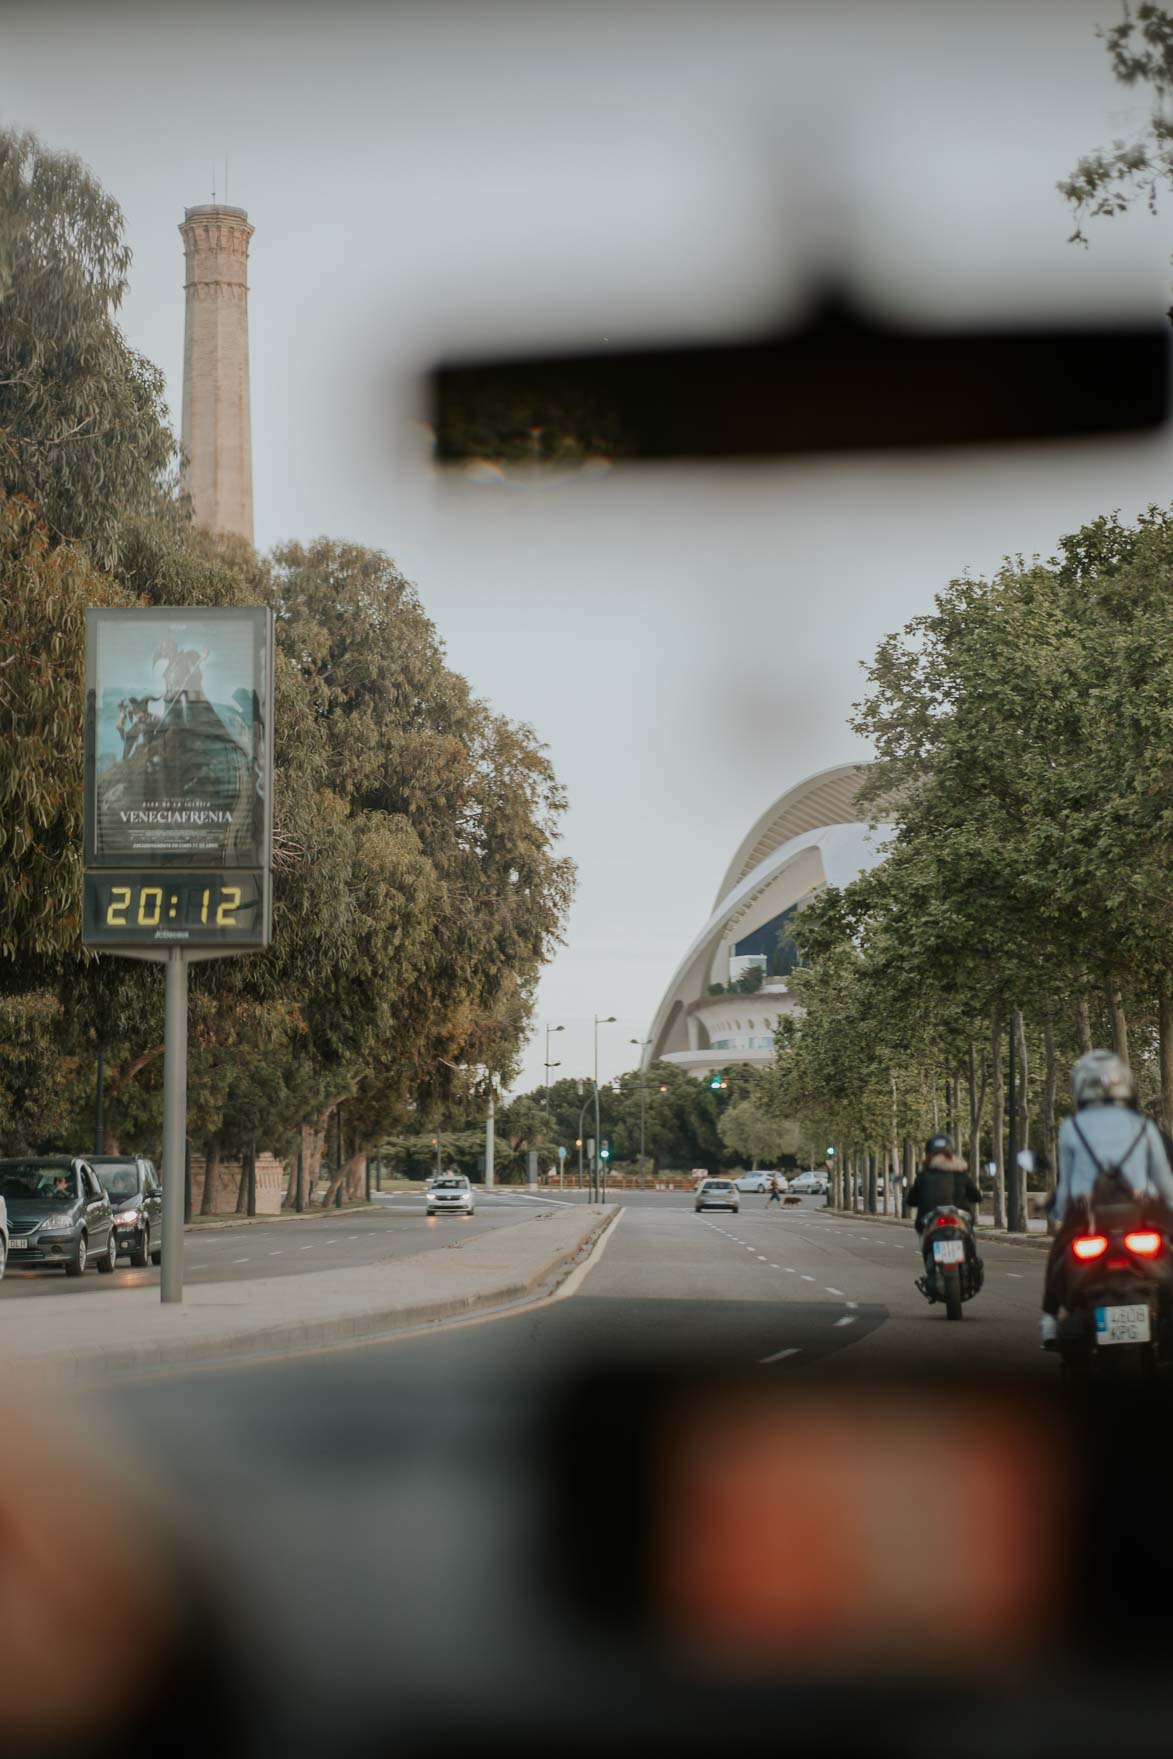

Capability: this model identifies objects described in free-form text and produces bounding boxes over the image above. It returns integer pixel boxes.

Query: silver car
[0,1192,7,1281]
[426,1175,476,1217]
[695,1178,739,1214]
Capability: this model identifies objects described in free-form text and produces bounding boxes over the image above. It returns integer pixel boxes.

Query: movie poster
[85,608,272,869]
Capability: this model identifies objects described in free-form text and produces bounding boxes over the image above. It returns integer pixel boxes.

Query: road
[0,1189,556,1299]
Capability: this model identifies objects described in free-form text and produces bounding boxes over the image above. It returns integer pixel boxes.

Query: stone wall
[190,1150,285,1216]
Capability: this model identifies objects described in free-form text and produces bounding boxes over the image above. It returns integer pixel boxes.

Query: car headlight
[39,1214,77,1233]
[117,1208,141,1226]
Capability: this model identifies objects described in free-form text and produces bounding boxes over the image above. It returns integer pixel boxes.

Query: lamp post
[594,1015,616,1202]
[544,1023,564,1112]
[630,1037,651,1188]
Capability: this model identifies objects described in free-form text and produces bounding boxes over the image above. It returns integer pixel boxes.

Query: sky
[6,0,1173,1094]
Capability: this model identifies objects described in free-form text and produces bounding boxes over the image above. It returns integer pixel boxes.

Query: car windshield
[95,1163,139,1198]
[705,1181,733,1192]
[434,1178,467,1190]
[0,1163,76,1202]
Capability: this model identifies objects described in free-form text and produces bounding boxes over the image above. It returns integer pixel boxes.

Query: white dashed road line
[825,1286,845,1297]
[835,1316,857,1327]
[232,1257,249,1264]
[761,1347,801,1364]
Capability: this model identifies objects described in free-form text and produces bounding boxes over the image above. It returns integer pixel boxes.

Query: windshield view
[94,1164,139,1199]
[0,1165,76,1202]
[4,2,1173,1756]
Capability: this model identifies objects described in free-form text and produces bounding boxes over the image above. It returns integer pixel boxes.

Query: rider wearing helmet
[906,1134,984,1290]
[1040,1050,1173,1347]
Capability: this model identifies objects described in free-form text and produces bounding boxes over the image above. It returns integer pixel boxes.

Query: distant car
[91,1155,163,1268]
[427,1175,475,1217]
[0,1192,7,1282]
[789,1171,829,1197]
[0,1157,117,1277]
[695,1178,739,1214]
[735,1171,787,1194]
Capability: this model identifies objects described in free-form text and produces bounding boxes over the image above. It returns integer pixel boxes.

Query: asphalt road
[0,1189,557,1299]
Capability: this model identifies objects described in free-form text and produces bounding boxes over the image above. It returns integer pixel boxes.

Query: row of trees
[763,508,1173,1226]
[0,130,574,1202]
[394,1061,802,1183]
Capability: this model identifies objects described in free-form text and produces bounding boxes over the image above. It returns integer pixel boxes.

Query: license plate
[933,1239,965,1264]
[8,1237,28,1249]
[1095,1304,1151,1345]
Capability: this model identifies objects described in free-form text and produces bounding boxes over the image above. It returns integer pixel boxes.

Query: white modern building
[643,764,888,1079]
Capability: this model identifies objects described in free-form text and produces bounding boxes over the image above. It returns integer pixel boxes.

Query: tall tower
[178,203,255,543]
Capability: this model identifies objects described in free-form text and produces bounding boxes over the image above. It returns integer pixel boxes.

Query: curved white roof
[644,764,886,1069]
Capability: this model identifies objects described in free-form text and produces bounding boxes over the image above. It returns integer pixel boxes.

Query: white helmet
[1071,1049,1136,1108]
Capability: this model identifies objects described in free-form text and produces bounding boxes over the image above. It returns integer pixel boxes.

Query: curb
[16,1207,619,1384]
[825,1207,1052,1251]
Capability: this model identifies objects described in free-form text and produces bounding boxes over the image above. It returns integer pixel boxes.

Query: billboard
[83,607,273,952]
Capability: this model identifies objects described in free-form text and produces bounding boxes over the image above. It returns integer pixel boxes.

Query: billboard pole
[161,948,189,1303]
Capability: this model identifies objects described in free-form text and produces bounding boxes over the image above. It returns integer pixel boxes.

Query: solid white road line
[760,1347,801,1363]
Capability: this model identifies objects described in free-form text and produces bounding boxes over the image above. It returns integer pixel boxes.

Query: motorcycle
[1057,1192,1173,1378]
[915,1205,982,1321]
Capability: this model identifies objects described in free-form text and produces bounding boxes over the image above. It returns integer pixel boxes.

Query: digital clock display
[82,872,268,949]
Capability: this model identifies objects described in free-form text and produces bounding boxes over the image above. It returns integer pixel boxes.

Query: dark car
[0,1157,117,1277]
[90,1155,163,1267]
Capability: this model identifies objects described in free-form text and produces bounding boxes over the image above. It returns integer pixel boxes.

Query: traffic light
[709,1073,728,1091]
[826,1146,835,1157]
[575,1137,583,1148]
[600,1141,610,1161]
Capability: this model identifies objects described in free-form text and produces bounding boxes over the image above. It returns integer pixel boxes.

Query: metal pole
[1008,1011,1020,1233]
[161,949,188,1304]
[485,1087,495,1191]
[639,1069,646,1189]
[593,1021,601,1205]
[94,1047,104,1156]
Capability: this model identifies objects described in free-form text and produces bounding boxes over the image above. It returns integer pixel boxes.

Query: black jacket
[906,1159,981,1231]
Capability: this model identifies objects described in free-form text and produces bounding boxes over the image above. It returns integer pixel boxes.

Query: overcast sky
[6,0,1173,1094]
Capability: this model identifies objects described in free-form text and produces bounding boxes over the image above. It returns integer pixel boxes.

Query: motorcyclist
[905,1133,983,1292]
[1040,1049,1173,1348]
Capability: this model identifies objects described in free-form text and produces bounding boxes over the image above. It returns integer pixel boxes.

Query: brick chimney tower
[178,203,255,543]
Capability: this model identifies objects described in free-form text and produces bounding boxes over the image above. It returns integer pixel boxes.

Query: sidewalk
[0,1204,617,1384]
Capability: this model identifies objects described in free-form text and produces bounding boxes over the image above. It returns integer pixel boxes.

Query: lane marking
[801,1274,815,1282]
[825,1286,845,1297]
[757,1254,769,1261]
[760,1347,801,1363]
[846,1301,859,1309]
[299,1244,315,1251]
[1006,1272,1023,1279]
[835,1315,857,1327]
[269,1251,284,1257]
[784,1267,797,1274]
[231,1257,249,1264]
[769,1263,780,1269]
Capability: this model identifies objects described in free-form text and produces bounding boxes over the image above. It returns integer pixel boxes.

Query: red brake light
[933,1215,955,1229]
[1072,1234,1109,1261]
[1124,1230,1163,1258]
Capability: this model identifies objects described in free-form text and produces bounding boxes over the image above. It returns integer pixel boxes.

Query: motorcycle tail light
[1124,1230,1163,1257]
[1072,1235,1109,1261]
[933,1215,956,1229]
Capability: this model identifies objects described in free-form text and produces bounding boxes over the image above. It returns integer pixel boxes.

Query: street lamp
[630,1037,651,1189]
[544,1022,564,1113]
[593,1015,616,1203]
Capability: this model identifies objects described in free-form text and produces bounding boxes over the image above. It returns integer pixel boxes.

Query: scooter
[915,1205,982,1321]
[1057,1193,1173,1378]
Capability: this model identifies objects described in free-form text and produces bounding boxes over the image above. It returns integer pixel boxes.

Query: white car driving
[695,1178,739,1214]
[426,1175,476,1217]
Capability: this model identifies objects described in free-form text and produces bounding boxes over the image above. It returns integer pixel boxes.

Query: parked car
[789,1171,829,1197]
[426,1175,476,1217]
[90,1155,163,1267]
[0,1158,117,1276]
[0,1192,7,1282]
[695,1178,740,1214]
[735,1171,788,1194]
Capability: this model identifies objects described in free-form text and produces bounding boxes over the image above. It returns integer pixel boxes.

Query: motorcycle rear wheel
[944,1266,963,1321]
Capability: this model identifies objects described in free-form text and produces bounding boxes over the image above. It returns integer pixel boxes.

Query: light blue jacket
[1054,1105,1173,1224]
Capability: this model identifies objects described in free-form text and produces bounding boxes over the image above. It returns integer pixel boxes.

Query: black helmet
[924,1133,955,1159]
